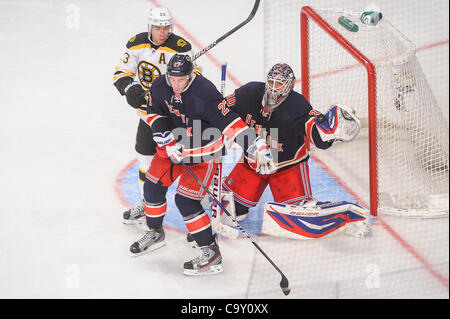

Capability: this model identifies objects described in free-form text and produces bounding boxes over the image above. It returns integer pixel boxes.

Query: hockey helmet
[166,54,194,88]
[148,7,173,42]
[167,54,193,77]
[262,63,296,118]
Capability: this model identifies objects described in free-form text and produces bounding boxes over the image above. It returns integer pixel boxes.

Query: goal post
[301,6,379,217]
[300,6,449,218]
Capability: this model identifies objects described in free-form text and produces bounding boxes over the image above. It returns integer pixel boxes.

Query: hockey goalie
[210,63,371,239]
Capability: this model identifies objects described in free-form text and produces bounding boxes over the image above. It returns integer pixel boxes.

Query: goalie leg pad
[262,200,370,239]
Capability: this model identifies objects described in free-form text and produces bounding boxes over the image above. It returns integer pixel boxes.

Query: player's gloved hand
[314,104,361,142]
[166,143,183,163]
[247,136,276,175]
[153,131,183,163]
[125,83,148,109]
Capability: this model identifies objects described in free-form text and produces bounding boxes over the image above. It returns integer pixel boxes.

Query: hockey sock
[235,201,250,216]
[143,179,168,228]
[137,154,154,196]
[175,194,214,247]
[144,201,167,229]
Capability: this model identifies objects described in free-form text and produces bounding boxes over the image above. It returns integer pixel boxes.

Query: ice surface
[0,0,447,299]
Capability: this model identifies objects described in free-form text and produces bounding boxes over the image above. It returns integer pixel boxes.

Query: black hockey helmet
[166,54,193,77]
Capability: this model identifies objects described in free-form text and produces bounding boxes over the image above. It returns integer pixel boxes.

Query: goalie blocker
[263,200,371,239]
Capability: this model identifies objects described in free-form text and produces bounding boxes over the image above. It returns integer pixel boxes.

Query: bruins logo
[138,61,162,89]
[177,39,187,47]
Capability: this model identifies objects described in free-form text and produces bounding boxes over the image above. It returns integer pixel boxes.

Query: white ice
[0,0,448,299]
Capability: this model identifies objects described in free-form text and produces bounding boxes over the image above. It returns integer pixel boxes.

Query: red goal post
[300,6,449,218]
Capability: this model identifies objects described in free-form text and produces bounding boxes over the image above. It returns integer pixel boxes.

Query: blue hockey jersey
[146,74,251,164]
[229,81,333,171]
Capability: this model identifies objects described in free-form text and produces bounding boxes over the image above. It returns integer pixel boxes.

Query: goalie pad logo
[262,201,370,239]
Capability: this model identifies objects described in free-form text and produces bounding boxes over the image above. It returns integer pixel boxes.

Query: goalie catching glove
[247,136,276,175]
[314,104,361,142]
[153,131,183,163]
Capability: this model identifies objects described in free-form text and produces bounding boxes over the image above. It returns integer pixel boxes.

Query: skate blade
[129,241,166,257]
[122,217,145,225]
[183,264,223,276]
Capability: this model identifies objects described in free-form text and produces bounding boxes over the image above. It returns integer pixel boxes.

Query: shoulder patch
[126,32,149,49]
[177,38,188,48]
[165,34,192,52]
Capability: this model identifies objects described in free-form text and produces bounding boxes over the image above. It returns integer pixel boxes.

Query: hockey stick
[180,161,291,296]
[209,63,240,239]
[191,0,261,62]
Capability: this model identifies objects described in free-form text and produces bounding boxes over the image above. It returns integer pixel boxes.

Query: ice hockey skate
[123,199,145,225]
[129,227,166,257]
[184,237,223,276]
[186,232,198,248]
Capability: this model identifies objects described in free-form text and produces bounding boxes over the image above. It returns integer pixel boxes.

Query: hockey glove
[153,131,183,163]
[314,104,361,142]
[247,136,276,175]
[125,83,148,109]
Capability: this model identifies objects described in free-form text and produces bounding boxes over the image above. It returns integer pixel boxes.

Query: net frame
[300,6,449,218]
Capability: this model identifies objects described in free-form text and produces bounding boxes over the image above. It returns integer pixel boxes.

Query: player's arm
[305,104,361,147]
[202,91,275,175]
[141,90,178,159]
[113,34,148,108]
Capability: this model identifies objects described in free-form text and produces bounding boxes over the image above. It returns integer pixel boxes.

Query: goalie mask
[148,7,173,44]
[262,63,296,118]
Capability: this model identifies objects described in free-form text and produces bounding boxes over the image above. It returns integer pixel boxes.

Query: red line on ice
[114,1,449,288]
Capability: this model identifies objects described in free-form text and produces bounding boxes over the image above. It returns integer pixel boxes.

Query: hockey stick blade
[192,0,260,61]
[280,276,291,296]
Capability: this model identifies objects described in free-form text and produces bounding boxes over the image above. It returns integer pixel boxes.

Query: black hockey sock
[235,201,250,216]
[175,194,215,247]
[143,179,168,229]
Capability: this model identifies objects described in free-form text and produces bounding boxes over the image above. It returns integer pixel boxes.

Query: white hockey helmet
[148,7,173,41]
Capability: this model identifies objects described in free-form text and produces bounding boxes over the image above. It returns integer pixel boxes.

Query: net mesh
[303,7,448,217]
[242,0,449,299]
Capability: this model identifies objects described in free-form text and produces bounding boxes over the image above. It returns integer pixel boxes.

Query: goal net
[241,1,449,299]
[265,3,449,218]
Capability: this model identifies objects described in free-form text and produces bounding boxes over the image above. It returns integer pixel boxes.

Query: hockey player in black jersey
[219,63,368,238]
[113,7,201,225]
[128,54,275,275]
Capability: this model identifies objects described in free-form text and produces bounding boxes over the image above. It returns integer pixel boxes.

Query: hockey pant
[223,161,313,212]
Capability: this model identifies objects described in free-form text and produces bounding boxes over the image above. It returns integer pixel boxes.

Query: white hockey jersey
[113,31,198,113]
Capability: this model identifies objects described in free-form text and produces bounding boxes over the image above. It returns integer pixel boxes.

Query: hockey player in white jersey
[113,7,201,224]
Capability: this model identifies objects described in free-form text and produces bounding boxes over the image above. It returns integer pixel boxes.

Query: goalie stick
[180,161,291,296]
[191,0,261,62]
